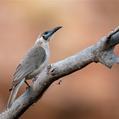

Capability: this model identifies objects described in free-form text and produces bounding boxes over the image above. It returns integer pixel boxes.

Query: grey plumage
[7,26,62,108]
[7,44,47,108]
[13,45,46,81]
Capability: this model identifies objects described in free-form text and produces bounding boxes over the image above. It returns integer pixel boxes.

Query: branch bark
[1,26,119,119]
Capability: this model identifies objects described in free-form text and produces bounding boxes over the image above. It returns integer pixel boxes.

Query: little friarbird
[7,26,62,108]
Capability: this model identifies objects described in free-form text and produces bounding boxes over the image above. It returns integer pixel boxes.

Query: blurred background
[0,0,119,119]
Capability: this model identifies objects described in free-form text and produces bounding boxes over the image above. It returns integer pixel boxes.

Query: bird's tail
[7,78,25,108]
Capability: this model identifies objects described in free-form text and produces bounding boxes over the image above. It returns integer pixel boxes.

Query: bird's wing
[7,46,46,108]
[13,45,46,83]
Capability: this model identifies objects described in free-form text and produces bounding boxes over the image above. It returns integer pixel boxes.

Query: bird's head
[35,26,62,46]
[41,26,62,41]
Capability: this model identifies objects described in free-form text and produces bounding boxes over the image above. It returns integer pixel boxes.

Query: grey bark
[0,26,119,119]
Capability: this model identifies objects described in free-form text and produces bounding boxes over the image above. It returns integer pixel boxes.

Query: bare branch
[0,26,119,119]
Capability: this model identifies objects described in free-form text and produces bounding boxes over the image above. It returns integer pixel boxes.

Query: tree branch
[1,26,119,119]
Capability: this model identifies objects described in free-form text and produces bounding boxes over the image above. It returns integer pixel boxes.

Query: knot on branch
[94,29,119,68]
[95,47,116,68]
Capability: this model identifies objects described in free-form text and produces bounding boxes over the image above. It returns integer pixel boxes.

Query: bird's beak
[48,26,62,38]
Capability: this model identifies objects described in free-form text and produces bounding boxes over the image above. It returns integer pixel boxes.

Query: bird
[7,26,62,108]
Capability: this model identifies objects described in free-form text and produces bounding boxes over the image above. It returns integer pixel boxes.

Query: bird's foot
[25,80,30,87]
[25,81,31,90]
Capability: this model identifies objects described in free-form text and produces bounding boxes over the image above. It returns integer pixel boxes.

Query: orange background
[0,0,119,119]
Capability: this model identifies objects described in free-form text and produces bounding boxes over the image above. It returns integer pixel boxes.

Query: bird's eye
[44,31,49,35]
